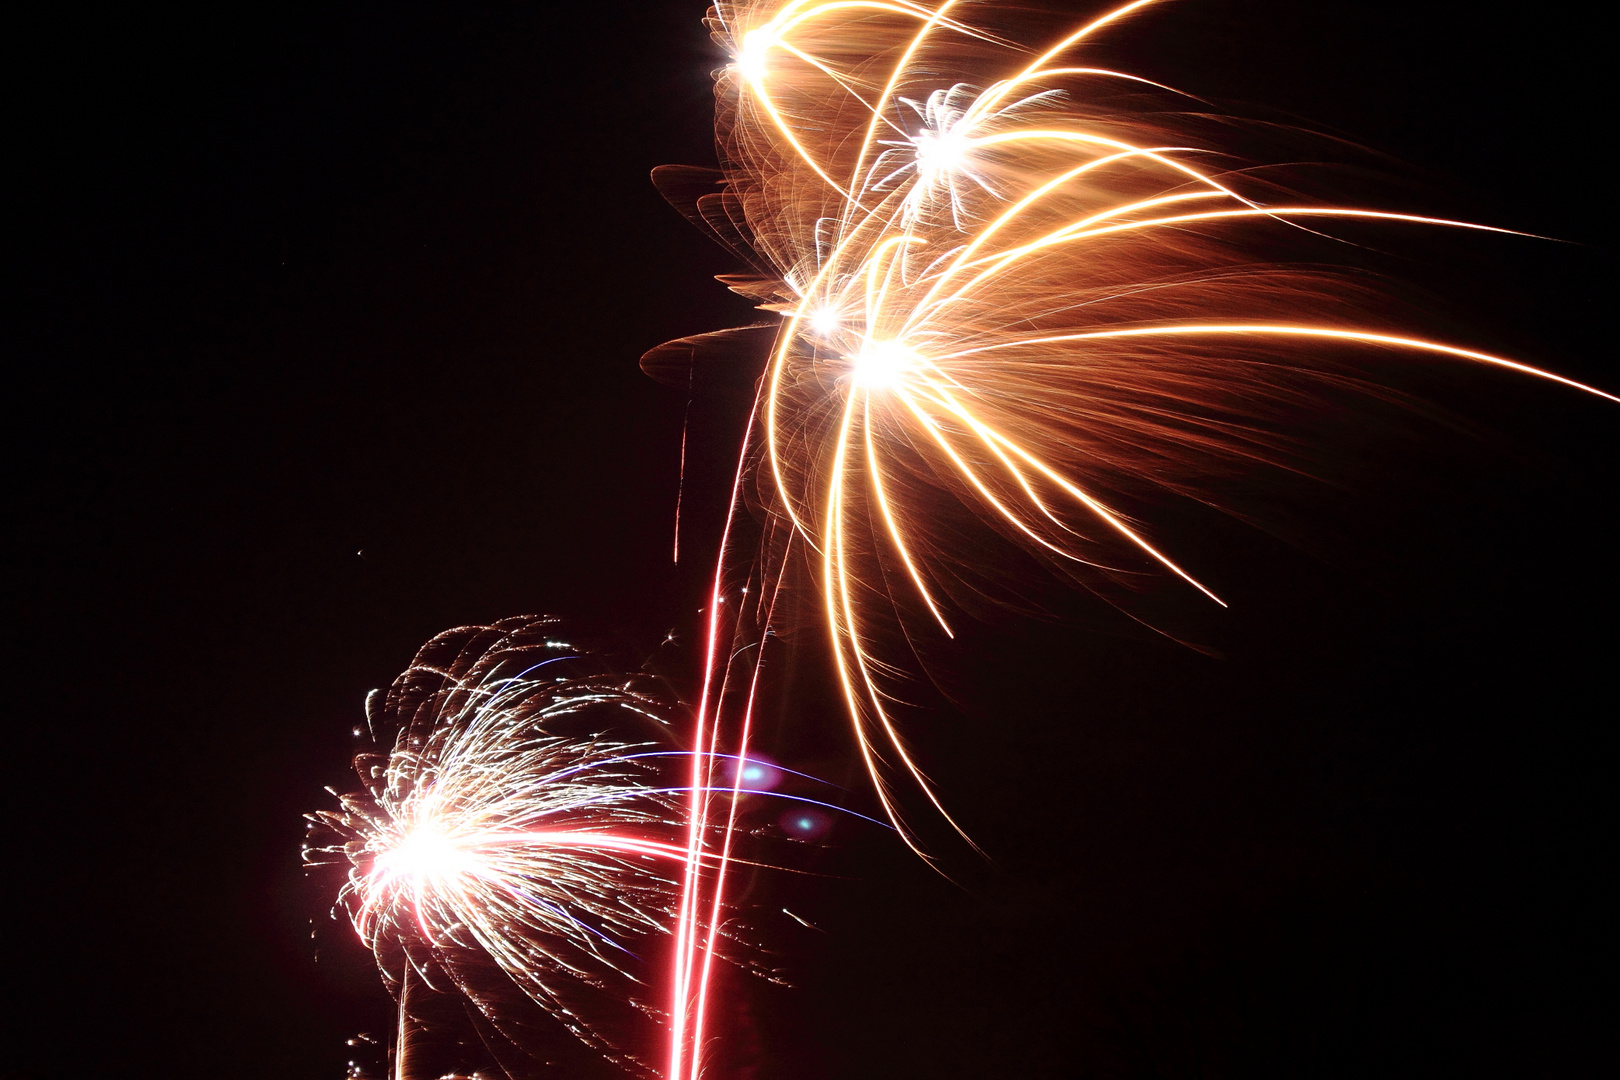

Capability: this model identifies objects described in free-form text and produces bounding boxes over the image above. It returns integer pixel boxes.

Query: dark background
[9,2,1612,1077]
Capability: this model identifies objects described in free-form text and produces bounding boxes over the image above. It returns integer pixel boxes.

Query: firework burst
[652,0,1616,844]
[308,617,713,1077]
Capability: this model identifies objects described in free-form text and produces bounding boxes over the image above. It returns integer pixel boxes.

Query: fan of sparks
[307,617,716,1076]
[651,0,1617,856]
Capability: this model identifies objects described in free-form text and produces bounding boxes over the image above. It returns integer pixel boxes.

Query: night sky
[11,2,1612,1077]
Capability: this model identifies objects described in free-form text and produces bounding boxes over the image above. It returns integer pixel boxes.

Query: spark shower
[309,2,1613,1077]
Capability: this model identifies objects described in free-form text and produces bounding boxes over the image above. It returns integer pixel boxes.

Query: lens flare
[657,2,1615,1075]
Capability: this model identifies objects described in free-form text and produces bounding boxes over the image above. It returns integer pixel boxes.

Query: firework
[655,2,1615,1073]
[307,617,707,1077]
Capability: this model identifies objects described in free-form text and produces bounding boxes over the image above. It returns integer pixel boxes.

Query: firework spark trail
[659,1,1615,1074]
[668,379,776,1080]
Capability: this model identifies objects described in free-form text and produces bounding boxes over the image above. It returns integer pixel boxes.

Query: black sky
[10,2,1613,1077]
